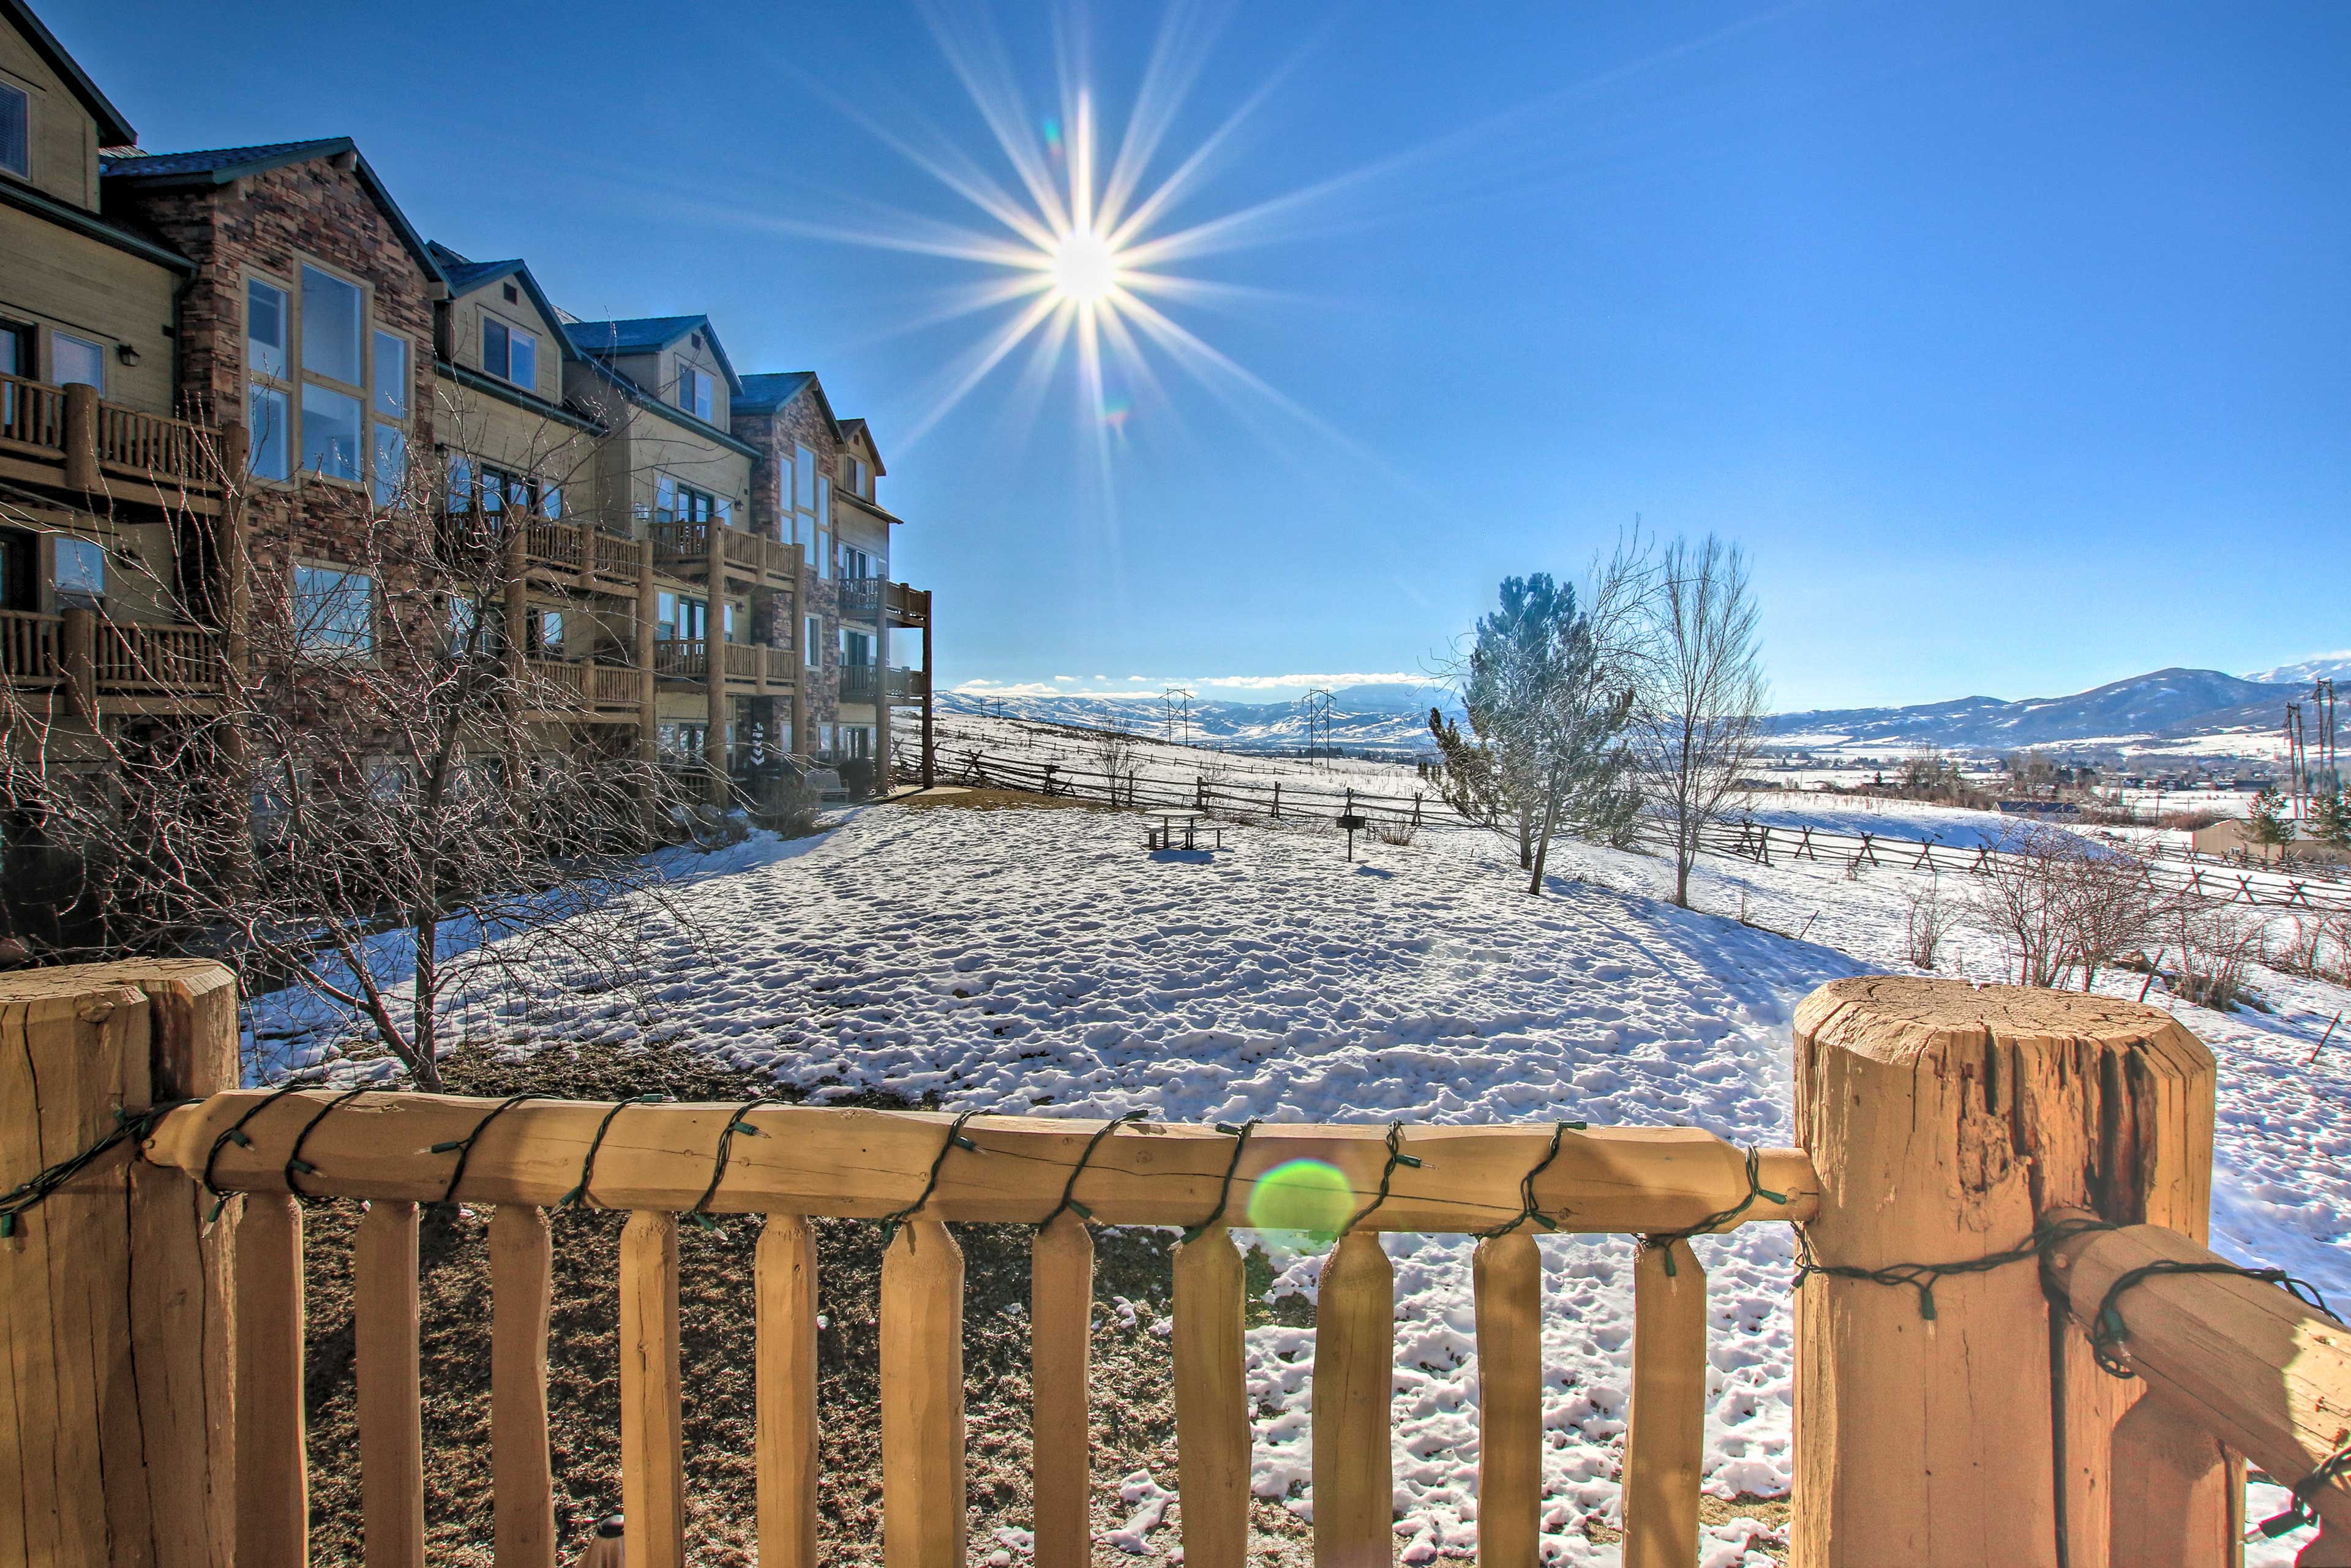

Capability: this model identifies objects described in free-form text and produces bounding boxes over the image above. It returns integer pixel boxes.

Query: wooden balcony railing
[839,664,880,703]
[839,576,882,621]
[885,580,931,630]
[1,607,62,686]
[651,522,798,586]
[724,641,761,680]
[765,645,795,684]
[593,662,640,707]
[886,666,928,705]
[653,637,708,680]
[0,373,226,510]
[2,607,222,699]
[94,619,222,692]
[9,965,2303,1568]
[523,658,588,708]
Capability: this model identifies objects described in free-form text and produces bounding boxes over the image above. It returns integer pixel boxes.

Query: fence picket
[757,1214,820,1568]
[356,1200,426,1568]
[620,1212,686,1568]
[236,1195,310,1568]
[1473,1231,1543,1568]
[491,1204,557,1568]
[1312,1229,1393,1567]
[1031,1212,1095,1568]
[881,1220,966,1568]
[1623,1239,1706,1568]
[1173,1225,1250,1568]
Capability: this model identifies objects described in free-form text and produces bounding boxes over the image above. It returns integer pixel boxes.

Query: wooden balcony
[518,517,646,588]
[0,373,227,515]
[839,662,880,704]
[650,521,800,589]
[521,658,643,719]
[2,606,223,712]
[886,665,929,705]
[885,580,931,630]
[838,575,882,622]
[652,637,796,691]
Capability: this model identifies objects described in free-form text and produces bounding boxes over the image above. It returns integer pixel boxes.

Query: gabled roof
[734,370,847,445]
[838,416,886,476]
[564,315,740,394]
[2,0,136,147]
[103,138,444,287]
[425,241,579,364]
[568,353,759,460]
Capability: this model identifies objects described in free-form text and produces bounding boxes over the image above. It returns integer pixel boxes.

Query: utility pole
[1163,686,1193,745]
[1303,688,1333,767]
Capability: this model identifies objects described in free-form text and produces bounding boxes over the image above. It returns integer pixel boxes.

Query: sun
[1048,225,1120,304]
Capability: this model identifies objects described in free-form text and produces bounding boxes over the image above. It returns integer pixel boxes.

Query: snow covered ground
[265,792,2351,1566]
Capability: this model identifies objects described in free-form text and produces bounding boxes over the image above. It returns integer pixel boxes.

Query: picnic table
[1146,810,1222,851]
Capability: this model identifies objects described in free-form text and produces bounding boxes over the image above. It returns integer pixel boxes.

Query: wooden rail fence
[5,967,2347,1567]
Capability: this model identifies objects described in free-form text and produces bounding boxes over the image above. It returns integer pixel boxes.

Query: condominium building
[0,0,934,802]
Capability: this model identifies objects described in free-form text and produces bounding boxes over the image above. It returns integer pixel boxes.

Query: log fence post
[1790,977,2217,1568]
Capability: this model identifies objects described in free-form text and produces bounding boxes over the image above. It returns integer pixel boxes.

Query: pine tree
[2246,784,2295,859]
[2309,789,2351,850]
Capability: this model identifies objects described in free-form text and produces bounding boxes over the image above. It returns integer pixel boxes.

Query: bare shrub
[1373,817,1418,847]
[1903,878,1949,970]
[1962,824,2167,990]
[2175,901,2265,1011]
[1086,726,1139,807]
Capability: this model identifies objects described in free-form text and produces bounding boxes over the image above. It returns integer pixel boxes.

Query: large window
[0,321,26,377]
[246,263,399,489]
[301,266,362,384]
[654,590,708,642]
[482,315,536,389]
[804,614,820,662]
[0,83,26,180]
[814,475,831,579]
[655,474,730,528]
[53,333,104,392]
[293,565,374,657]
[301,383,362,481]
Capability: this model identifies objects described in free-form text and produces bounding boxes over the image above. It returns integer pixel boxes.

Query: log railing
[653,637,707,680]
[592,662,639,707]
[0,372,225,501]
[1,607,62,685]
[523,658,588,708]
[11,969,2338,1568]
[92,619,223,692]
[723,640,761,680]
[140,1092,1809,1568]
[841,663,880,703]
[765,644,795,684]
[0,369,64,451]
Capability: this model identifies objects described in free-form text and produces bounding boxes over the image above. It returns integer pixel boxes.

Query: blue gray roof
[101,138,349,182]
[2,0,135,146]
[103,138,444,285]
[433,252,527,295]
[566,315,740,395]
[733,371,816,413]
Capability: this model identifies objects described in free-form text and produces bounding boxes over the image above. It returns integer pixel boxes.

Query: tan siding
[0,18,97,209]
[0,204,179,411]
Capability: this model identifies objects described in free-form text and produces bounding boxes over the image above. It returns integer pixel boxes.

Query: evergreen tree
[2309,789,2351,851]
[2246,784,2295,859]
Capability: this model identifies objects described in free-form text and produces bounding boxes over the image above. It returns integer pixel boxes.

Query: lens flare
[1246,1158,1354,1242]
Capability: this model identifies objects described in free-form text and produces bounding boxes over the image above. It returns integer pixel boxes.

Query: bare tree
[1086,724,1139,807]
[1961,825,2087,988]
[1903,876,1949,970]
[1637,534,1768,909]
[0,427,699,1089]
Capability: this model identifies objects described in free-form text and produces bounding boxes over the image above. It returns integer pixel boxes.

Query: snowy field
[264,791,2351,1566]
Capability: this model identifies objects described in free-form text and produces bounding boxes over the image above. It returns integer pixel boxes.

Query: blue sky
[58,0,2349,710]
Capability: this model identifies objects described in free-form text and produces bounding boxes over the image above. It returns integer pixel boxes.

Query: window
[293,565,374,656]
[851,457,871,497]
[841,545,874,581]
[301,266,362,384]
[482,315,537,389]
[246,280,290,378]
[0,82,25,179]
[446,453,474,512]
[804,614,820,661]
[53,333,104,392]
[447,595,486,656]
[0,528,32,610]
[249,384,290,481]
[722,601,742,643]
[531,608,565,655]
[301,383,362,481]
[0,321,25,377]
[677,364,711,421]
[656,474,720,525]
[542,484,562,520]
[54,536,105,603]
[815,476,831,579]
[841,628,872,667]
[372,424,406,506]
[655,591,707,642]
[373,331,407,418]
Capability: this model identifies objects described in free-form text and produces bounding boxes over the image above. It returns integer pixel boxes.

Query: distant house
[2189,819,2351,867]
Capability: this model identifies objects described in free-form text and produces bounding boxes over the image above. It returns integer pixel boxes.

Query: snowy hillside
[939,683,1460,752]
[1768,666,2295,754]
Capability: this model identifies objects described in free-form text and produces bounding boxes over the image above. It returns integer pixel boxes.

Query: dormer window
[482,316,536,389]
[677,364,712,421]
[0,83,26,180]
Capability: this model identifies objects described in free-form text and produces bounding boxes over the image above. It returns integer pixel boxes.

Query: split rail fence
[1714,819,2351,913]
[6,964,2351,1567]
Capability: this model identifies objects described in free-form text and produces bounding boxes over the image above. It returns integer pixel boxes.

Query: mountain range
[948,660,2339,759]
[1769,666,2324,756]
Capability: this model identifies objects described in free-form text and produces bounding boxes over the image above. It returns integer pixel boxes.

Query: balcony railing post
[60,604,97,722]
[63,381,100,490]
[1789,977,2218,1568]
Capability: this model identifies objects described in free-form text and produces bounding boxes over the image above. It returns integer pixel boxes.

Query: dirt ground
[296,1038,1330,1566]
